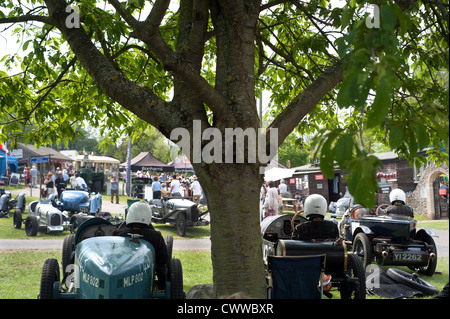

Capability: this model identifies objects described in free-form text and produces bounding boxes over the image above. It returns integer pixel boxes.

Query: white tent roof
[76,155,120,164]
[264,167,295,181]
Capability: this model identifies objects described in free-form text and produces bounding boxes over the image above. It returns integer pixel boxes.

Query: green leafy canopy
[1,0,449,209]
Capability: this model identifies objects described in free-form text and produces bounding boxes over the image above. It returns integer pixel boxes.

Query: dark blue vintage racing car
[262,214,366,299]
[340,205,438,276]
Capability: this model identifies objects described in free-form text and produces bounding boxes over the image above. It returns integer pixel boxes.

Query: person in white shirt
[264,181,280,217]
[278,179,290,198]
[75,174,88,189]
[170,174,181,197]
[190,175,202,204]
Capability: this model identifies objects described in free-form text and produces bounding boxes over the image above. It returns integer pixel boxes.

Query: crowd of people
[148,172,203,204]
[22,165,204,205]
[23,166,89,199]
[260,179,303,219]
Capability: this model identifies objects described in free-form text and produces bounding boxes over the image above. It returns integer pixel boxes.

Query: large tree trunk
[195,162,266,298]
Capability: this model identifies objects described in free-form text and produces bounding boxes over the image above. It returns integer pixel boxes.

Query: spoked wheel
[39,259,60,299]
[352,232,372,270]
[165,235,173,260]
[340,254,366,299]
[169,258,184,299]
[175,213,186,237]
[386,268,439,296]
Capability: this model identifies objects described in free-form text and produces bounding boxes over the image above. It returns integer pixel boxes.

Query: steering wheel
[375,204,390,216]
[291,210,304,233]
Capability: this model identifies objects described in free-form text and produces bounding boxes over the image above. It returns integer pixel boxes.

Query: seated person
[385,189,414,218]
[294,194,339,241]
[294,192,303,212]
[113,201,169,289]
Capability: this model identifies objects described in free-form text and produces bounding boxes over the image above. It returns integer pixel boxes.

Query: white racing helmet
[303,194,327,218]
[389,189,406,205]
[126,201,153,225]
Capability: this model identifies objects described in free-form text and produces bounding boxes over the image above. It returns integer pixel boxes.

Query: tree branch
[268,61,344,144]
[43,0,183,135]
[0,15,51,25]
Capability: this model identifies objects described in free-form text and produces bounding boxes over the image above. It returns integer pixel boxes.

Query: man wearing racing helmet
[385,188,414,218]
[294,194,339,241]
[113,201,169,289]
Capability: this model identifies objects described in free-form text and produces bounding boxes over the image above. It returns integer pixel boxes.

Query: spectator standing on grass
[170,174,181,197]
[110,174,119,204]
[191,175,202,204]
[152,176,162,199]
[55,171,66,199]
[30,166,38,188]
[25,167,31,186]
[44,172,54,198]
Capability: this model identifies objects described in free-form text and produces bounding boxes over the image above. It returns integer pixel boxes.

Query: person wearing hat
[190,175,202,204]
[385,188,414,218]
[113,201,169,289]
[294,194,339,241]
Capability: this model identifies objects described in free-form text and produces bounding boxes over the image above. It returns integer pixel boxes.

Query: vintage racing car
[14,194,70,236]
[147,196,209,236]
[39,217,183,299]
[0,189,25,218]
[57,188,107,230]
[262,213,366,299]
[14,189,107,236]
[340,205,438,276]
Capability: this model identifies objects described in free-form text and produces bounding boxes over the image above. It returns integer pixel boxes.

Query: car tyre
[165,235,173,260]
[386,268,439,296]
[25,215,38,236]
[175,213,187,237]
[413,231,437,276]
[62,234,75,276]
[169,258,184,299]
[39,258,60,299]
[340,253,366,299]
[13,208,22,229]
[70,214,84,233]
[353,232,372,270]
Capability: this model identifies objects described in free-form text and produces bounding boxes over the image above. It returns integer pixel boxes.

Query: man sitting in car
[294,194,339,241]
[385,189,414,218]
[113,201,169,289]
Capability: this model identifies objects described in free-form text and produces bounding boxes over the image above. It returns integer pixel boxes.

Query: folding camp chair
[267,254,326,299]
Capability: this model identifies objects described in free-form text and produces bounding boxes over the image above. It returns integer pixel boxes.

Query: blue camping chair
[268,255,326,299]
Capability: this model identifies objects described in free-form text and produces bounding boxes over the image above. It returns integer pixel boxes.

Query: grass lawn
[0,249,213,299]
[1,186,447,299]
[0,248,447,299]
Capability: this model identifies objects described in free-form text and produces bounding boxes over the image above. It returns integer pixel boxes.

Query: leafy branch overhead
[1,0,448,209]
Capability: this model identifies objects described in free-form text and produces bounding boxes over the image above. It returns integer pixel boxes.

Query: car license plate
[392,253,422,261]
